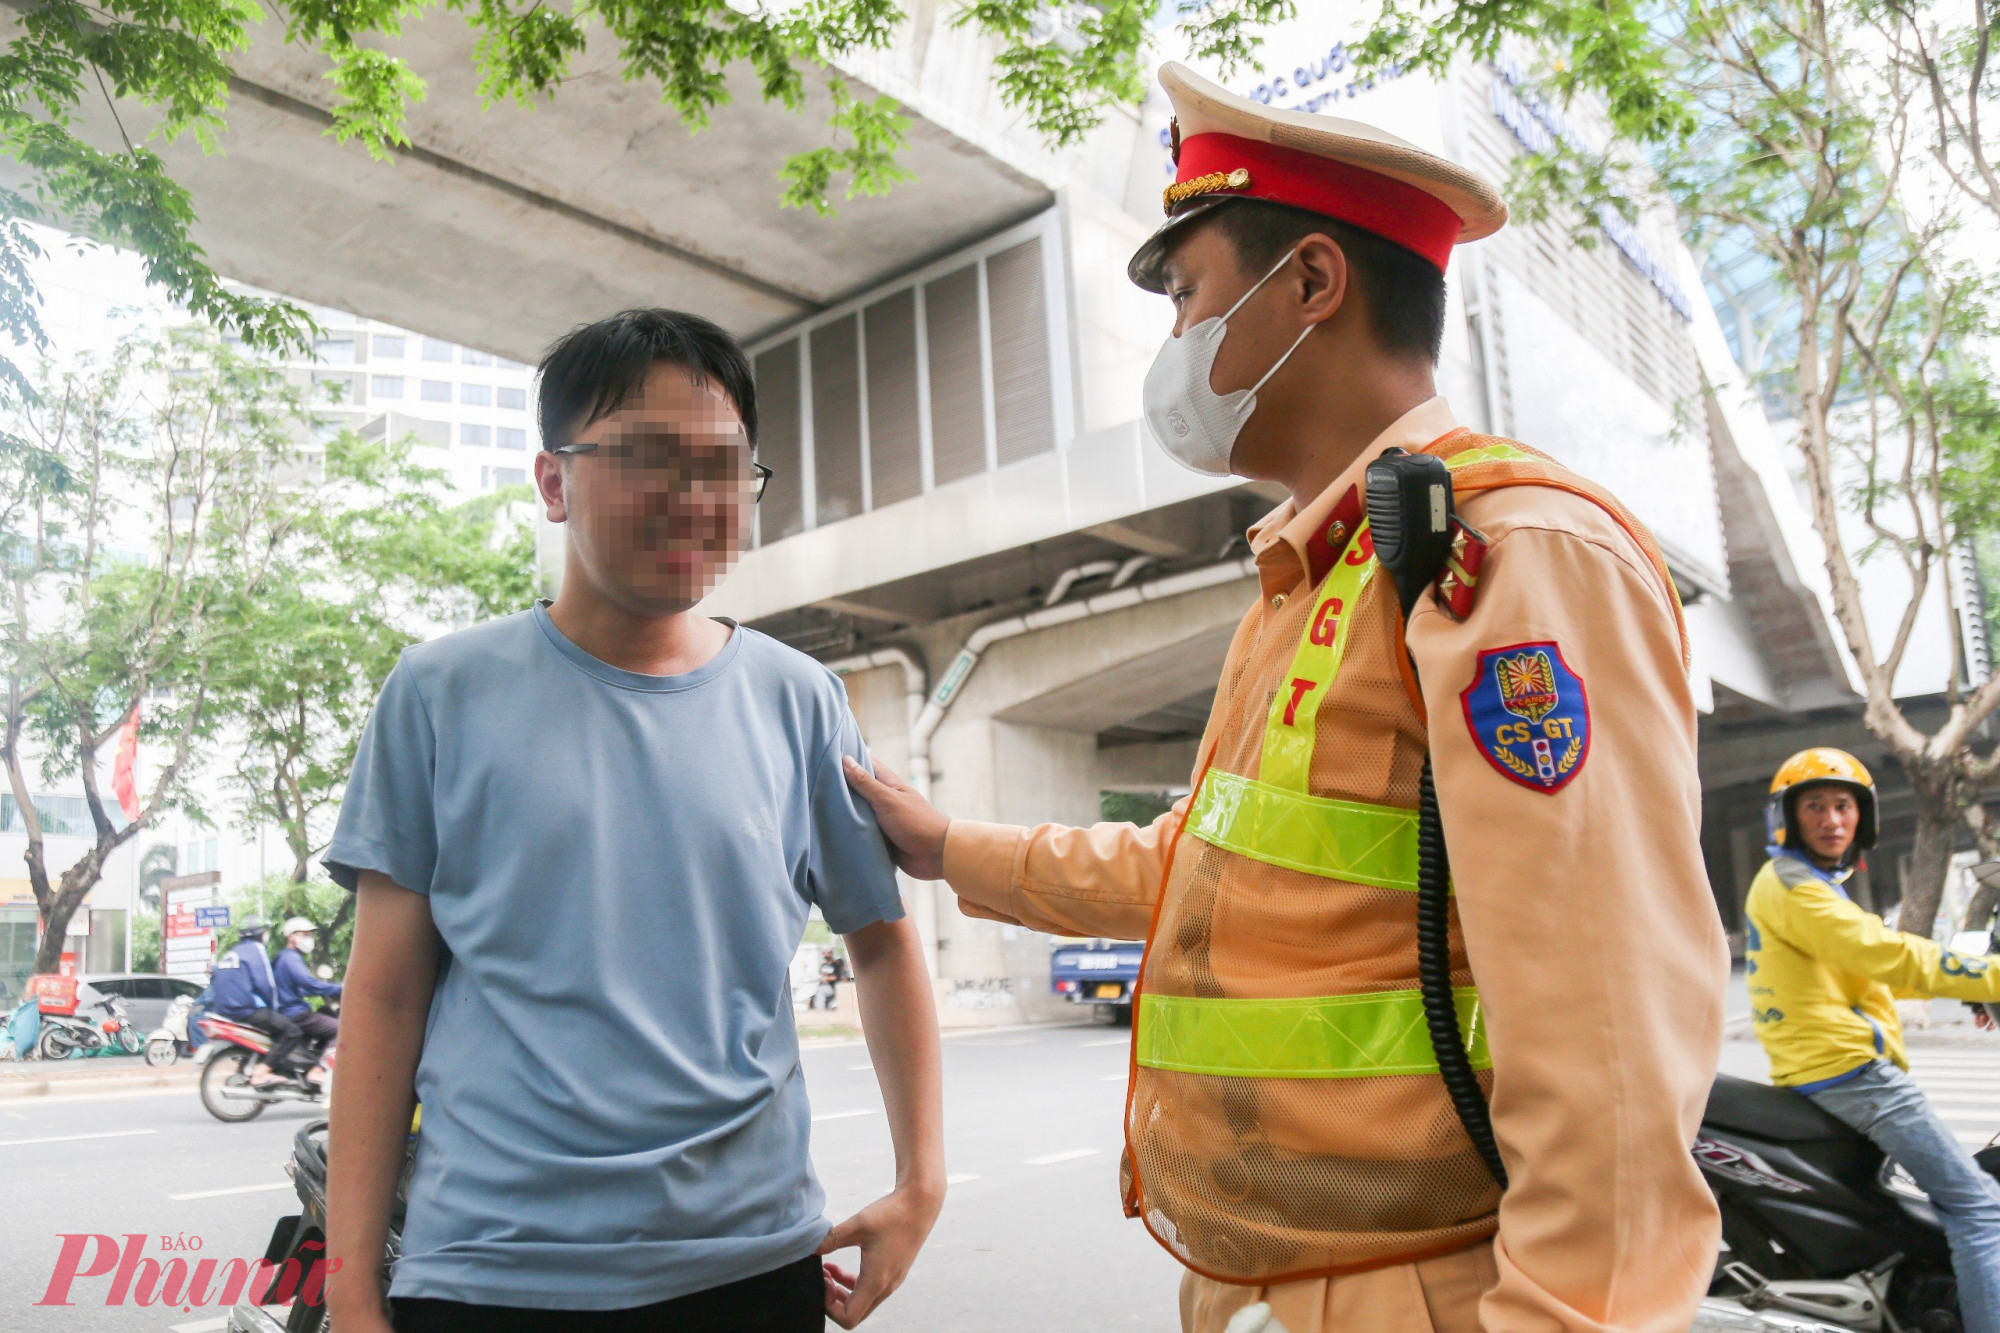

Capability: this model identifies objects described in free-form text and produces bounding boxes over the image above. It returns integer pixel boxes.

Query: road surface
[3,1017,1995,1331]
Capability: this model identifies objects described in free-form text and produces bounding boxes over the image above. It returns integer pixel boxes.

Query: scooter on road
[197,1012,335,1123]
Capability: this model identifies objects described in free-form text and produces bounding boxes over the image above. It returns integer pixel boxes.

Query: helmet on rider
[280,917,317,943]
[237,917,269,941]
[1767,748,1878,867]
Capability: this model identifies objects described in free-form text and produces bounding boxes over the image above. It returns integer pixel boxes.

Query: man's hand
[843,758,949,880]
[325,1280,396,1333]
[818,1182,944,1329]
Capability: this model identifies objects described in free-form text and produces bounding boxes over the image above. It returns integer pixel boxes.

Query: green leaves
[958,0,1149,147]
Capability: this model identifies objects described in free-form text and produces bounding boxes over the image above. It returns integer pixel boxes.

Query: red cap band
[1174,132,1463,272]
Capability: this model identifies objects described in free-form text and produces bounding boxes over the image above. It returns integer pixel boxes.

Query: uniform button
[1270,593,1288,610]
[1328,521,1347,543]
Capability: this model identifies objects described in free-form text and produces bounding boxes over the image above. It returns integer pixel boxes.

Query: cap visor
[1127,198,1239,293]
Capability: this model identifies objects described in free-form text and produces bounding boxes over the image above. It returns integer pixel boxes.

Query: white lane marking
[1959,1132,1999,1147]
[1100,1073,1128,1082]
[812,1108,877,1122]
[1025,1148,1100,1166]
[0,1128,156,1148]
[170,1181,293,1201]
[847,1063,874,1072]
[955,1037,1034,1047]
[946,1173,981,1185]
[169,1318,230,1333]
[1081,1038,1129,1048]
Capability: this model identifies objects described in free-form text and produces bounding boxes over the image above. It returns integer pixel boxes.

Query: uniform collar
[1247,397,1466,598]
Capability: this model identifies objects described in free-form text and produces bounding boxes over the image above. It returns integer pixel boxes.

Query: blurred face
[536,362,755,615]
[1795,785,1860,866]
[288,932,314,952]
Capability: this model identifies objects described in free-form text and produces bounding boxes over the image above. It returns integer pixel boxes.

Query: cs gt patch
[1460,641,1590,794]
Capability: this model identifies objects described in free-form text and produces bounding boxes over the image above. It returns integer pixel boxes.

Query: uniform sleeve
[1407,519,1729,1333]
[1763,882,2000,1002]
[807,710,908,936]
[323,658,438,895]
[941,800,1186,941]
[284,952,343,998]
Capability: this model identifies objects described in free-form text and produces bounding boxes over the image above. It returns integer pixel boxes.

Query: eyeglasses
[550,431,772,502]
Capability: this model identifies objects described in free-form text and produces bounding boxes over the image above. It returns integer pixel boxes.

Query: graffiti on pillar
[947,977,1016,1010]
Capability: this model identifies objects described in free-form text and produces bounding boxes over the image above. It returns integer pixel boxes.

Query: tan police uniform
[939,64,1729,1333]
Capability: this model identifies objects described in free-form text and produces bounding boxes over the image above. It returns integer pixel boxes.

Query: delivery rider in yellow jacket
[846,61,1730,1333]
[1746,748,2000,1330]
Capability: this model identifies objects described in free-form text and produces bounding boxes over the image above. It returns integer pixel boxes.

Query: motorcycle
[145,993,195,1067]
[197,1012,336,1123]
[226,1117,412,1333]
[1692,1071,2000,1331]
[36,991,142,1060]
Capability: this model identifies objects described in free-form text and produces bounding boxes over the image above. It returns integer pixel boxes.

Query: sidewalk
[0,1054,200,1100]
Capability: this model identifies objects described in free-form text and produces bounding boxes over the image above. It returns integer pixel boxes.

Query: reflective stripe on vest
[1184,768,1418,890]
[1160,445,1513,1082]
[1136,987,1491,1078]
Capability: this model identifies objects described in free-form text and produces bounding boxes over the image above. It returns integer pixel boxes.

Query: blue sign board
[193,906,231,929]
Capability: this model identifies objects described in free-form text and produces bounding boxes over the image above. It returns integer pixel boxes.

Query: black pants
[240,1007,302,1071]
[293,1009,338,1050]
[389,1254,824,1332]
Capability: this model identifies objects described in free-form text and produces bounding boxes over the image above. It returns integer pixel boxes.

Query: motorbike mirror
[1948,929,1994,957]
[315,965,333,979]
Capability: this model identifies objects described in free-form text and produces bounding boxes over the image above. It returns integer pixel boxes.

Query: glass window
[314,339,356,365]
[372,334,405,358]
[169,979,204,998]
[496,386,527,411]
[422,338,455,362]
[462,349,493,366]
[421,380,451,402]
[370,376,404,399]
[496,357,529,371]
[461,384,492,406]
[490,467,526,488]
[460,424,491,447]
[496,427,528,450]
[312,372,355,404]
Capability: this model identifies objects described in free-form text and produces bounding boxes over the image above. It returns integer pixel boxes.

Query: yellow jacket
[1745,853,2000,1087]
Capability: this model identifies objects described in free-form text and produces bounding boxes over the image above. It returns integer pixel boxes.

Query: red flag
[112,704,141,823]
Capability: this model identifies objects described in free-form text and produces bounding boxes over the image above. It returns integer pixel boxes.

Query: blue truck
[1049,939,1145,1024]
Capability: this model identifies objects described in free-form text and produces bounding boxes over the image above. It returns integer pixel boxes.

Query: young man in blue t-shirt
[323,309,943,1333]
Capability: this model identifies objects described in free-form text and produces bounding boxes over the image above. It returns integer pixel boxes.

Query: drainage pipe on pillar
[821,554,1259,980]
[915,555,1258,755]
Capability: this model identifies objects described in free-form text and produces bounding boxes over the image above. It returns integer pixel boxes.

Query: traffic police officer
[846,62,1728,1332]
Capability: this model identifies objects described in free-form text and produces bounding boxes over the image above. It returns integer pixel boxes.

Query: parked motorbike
[36,991,141,1060]
[197,1013,336,1123]
[226,1117,412,1333]
[145,993,195,1067]
[1692,1071,1999,1331]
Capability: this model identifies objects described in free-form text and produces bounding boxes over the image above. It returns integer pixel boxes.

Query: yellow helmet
[1768,748,1877,853]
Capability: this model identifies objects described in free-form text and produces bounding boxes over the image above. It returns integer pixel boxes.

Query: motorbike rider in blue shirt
[275,917,341,1083]
[208,919,304,1087]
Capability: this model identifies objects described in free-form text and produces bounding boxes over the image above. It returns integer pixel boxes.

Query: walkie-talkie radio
[1364,446,1508,1189]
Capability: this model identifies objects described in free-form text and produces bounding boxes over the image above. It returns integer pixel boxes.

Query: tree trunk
[1898,766,1962,939]
[314,892,355,971]
[30,852,108,974]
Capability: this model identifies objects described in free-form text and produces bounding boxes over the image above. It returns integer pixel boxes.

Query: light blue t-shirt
[324,605,903,1309]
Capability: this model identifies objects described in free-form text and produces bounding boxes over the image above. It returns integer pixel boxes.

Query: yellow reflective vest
[1745,853,2000,1088]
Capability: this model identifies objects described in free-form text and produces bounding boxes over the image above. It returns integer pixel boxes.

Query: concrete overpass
[10,0,1073,358]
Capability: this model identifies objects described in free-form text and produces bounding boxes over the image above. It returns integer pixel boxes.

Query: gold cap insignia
[1162,167,1251,213]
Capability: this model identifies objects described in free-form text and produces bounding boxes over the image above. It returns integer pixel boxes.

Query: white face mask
[1142,247,1315,477]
